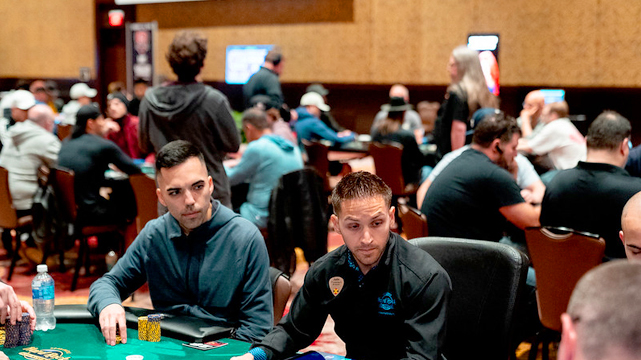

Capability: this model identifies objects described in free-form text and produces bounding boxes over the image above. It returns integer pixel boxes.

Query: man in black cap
[58,105,141,226]
[370,84,423,144]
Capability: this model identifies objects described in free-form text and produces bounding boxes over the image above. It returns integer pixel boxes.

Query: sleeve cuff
[248,347,269,360]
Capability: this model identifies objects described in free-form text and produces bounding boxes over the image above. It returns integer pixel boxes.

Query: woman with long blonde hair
[433,45,498,158]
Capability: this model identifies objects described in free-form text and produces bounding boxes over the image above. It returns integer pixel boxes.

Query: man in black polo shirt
[421,113,541,241]
[232,171,451,360]
[541,111,641,259]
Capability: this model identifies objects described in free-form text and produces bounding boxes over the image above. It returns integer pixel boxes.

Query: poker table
[1,305,250,360]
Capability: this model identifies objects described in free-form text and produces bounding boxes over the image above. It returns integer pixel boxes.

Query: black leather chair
[269,267,291,325]
[267,168,328,276]
[410,237,530,360]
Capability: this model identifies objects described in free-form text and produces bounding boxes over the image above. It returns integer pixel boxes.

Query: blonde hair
[448,45,498,114]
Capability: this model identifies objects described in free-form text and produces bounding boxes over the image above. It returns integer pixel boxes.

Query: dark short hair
[166,31,207,82]
[265,48,282,65]
[331,171,392,215]
[567,260,641,360]
[472,111,521,148]
[242,108,269,130]
[155,140,205,174]
[586,111,631,151]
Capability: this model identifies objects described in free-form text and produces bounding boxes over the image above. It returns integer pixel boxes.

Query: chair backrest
[525,226,605,332]
[302,139,330,192]
[369,141,406,194]
[397,199,427,239]
[51,167,77,224]
[0,166,18,229]
[129,173,158,234]
[269,267,291,325]
[267,168,328,276]
[410,237,530,360]
[57,124,73,141]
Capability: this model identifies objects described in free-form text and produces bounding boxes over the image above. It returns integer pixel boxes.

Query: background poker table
[1,305,250,359]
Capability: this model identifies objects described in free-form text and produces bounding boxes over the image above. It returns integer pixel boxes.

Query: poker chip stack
[18,313,32,346]
[0,324,5,346]
[137,316,148,341]
[115,326,122,345]
[4,317,20,348]
[147,314,161,342]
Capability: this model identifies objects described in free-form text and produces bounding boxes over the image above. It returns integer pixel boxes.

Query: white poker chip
[126,355,144,360]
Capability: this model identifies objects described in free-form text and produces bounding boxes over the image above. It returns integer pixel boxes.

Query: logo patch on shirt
[378,292,396,315]
[329,276,344,296]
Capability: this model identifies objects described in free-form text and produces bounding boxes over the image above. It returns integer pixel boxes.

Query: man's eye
[194,184,203,190]
[372,221,382,227]
[168,190,179,196]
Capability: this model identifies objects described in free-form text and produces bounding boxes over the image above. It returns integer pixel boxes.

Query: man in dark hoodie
[225,108,303,229]
[138,31,240,208]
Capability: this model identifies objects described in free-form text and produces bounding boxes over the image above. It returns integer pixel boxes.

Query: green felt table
[1,323,250,360]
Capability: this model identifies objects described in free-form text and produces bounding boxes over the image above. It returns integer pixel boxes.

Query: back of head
[472,111,520,148]
[72,105,102,138]
[567,260,641,360]
[331,171,392,216]
[389,84,410,102]
[547,101,570,119]
[166,31,208,82]
[155,140,205,174]
[586,111,631,151]
[265,47,283,66]
[450,45,496,109]
[27,104,54,128]
[242,108,269,130]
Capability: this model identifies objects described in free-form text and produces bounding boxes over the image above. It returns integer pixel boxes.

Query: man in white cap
[293,92,355,145]
[61,83,98,125]
[0,90,36,148]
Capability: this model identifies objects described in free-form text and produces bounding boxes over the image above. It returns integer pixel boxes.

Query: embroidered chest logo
[329,276,344,296]
[378,292,396,315]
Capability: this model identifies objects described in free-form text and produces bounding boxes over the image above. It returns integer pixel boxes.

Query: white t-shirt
[527,118,586,170]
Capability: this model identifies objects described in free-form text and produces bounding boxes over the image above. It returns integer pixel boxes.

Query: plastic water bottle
[32,264,56,331]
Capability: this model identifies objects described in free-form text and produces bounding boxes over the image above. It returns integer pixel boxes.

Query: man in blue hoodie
[226,109,303,229]
[88,140,272,346]
[294,92,355,145]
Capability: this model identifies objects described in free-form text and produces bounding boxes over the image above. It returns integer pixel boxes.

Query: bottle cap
[37,264,48,273]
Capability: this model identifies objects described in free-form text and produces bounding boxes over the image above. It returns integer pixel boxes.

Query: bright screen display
[225,45,274,85]
[468,34,500,95]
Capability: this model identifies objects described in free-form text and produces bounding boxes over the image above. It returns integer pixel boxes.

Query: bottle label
[32,285,54,300]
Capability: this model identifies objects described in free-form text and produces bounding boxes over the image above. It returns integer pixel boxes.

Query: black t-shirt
[421,148,524,241]
[372,129,427,185]
[541,161,641,259]
[433,88,470,158]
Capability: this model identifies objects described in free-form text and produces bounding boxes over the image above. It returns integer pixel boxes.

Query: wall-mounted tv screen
[225,45,274,85]
[467,34,500,96]
[539,89,565,104]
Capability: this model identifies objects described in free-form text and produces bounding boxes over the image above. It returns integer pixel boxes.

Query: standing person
[128,79,149,116]
[139,31,240,208]
[243,48,284,110]
[433,45,498,158]
[231,171,451,360]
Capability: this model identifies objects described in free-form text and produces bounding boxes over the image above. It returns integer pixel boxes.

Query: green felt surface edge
[2,323,250,359]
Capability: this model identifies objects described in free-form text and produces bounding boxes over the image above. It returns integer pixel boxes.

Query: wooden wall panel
[0,0,95,79]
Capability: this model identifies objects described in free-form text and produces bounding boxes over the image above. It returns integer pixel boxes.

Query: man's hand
[230,354,255,360]
[0,282,24,326]
[19,301,36,332]
[99,304,127,346]
[337,130,353,138]
[0,350,8,360]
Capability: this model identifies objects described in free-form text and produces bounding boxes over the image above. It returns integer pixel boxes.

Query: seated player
[619,191,641,261]
[558,260,641,360]
[232,171,451,360]
[225,108,303,228]
[87,140,272,346]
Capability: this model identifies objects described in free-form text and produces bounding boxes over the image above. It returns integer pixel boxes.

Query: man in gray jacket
[139,31,240,208]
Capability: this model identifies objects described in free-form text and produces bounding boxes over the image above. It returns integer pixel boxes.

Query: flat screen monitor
[539,89,565,104]
[467,34,500,96]
[225,45,274,85]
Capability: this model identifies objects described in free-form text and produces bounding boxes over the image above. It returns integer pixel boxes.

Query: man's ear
[156,188,166,207]
[621,137,630,156]
[388,206,396,227]
[557,313,577,360]
[330,214,340,235]
[620,229,626,245]
[208,176,214,195]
